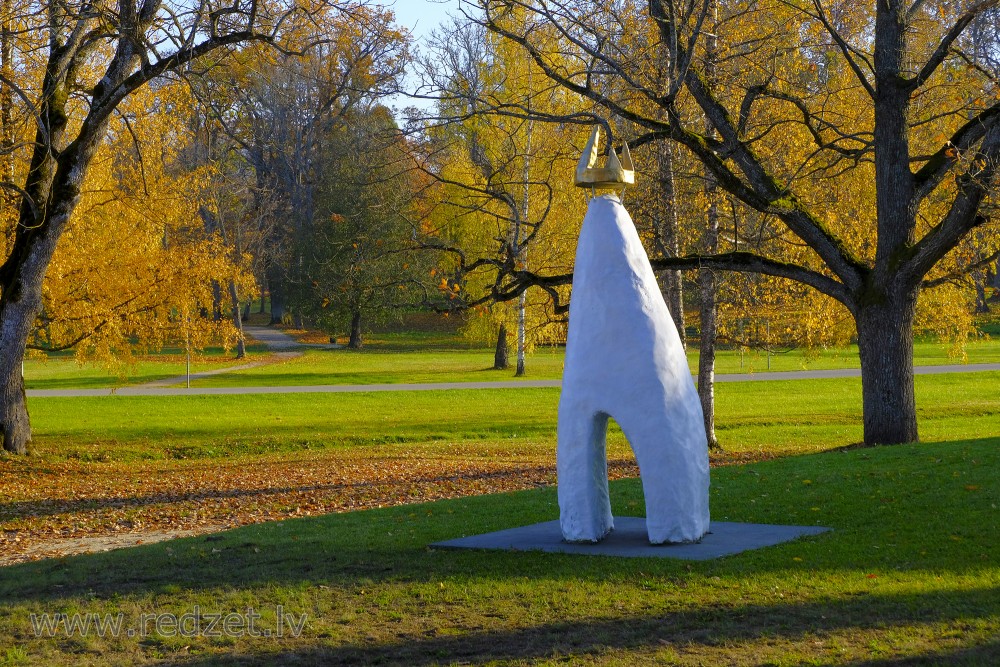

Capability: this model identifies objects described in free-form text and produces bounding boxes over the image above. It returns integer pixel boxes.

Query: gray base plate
[431,517,830,560]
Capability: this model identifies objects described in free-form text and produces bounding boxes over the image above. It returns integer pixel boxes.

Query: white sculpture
[558,128,710,545]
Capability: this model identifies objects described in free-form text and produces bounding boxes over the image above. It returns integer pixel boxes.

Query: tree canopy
[1,0,999,454]
[449,0,1000,445]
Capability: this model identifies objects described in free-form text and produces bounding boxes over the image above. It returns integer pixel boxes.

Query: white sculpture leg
[615,402,710,544]
[556,409,613,542]
[557,194,710,545]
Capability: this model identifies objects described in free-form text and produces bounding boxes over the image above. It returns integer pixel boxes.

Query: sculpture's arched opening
[606,416,647,516]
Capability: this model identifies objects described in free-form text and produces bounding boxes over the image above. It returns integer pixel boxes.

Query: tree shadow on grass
[143,588,1000,666]
[1,437,998,604]
[1,439,998,664]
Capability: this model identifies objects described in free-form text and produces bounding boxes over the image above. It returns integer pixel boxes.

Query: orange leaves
[0,451,577,566]
[435,277,463,301]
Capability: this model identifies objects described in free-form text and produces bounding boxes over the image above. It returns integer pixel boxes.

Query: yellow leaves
[717,274,854,354]
[913,282,976,359]
[40,76,255,363]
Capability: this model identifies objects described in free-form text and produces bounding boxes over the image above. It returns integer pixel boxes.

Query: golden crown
[574,125,635,190]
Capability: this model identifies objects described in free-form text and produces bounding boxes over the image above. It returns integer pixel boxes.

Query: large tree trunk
[0,298,35,454]
[856,293,919,445]
[859,3,920,446]
[0,85,104,453]
[696,0,720,450]
[0,201,71,454]
[697,186,720,449]
[348,310,363,349]
[494,323,509,370]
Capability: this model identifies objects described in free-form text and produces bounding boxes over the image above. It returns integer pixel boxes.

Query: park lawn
[18,329,1000,391]
[0,371,994,557]
[23,346,270,391]
[189,344,568,387]
[0,371,997,663]
[0,436,996,665]
[22,372,1000,463]
[183,334,1000,389]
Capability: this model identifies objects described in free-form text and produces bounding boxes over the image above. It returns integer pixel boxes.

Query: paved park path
[24,324,1000,398]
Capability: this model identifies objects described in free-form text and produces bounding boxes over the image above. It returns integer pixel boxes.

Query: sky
[382,0,461,117]
[388,0,460,42]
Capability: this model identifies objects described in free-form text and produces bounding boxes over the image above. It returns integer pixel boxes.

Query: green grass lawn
[3,332,1000,664]
[188,345,567,387]
[0,436,996,665]
[23,371,1000,463]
